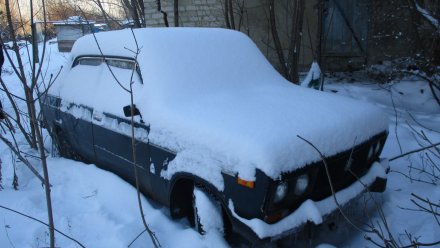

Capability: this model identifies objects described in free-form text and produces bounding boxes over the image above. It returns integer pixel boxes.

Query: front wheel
[192,186,224,235]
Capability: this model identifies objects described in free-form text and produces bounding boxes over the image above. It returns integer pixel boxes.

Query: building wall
[144,0,438,72]
[144,0,224,27]
[143,0,319,74]
[54,24,93,52]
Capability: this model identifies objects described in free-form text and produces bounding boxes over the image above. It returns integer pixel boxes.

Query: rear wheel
[53,127,81,161]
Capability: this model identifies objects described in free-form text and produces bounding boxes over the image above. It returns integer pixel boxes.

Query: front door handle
[92,112,104,124]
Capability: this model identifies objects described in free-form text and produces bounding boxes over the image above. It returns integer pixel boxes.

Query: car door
[56,57,104,161]
[61,103,94,161]
[90,58,152,192]
[92,112,151,191]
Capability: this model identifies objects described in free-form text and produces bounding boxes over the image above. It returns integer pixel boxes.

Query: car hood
[141,80,388,181]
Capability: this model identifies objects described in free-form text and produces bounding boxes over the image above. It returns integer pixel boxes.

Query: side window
[106,59,135,70]
[106,59,143,82]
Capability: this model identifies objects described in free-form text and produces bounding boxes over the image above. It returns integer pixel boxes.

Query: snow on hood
[62,28,388,180]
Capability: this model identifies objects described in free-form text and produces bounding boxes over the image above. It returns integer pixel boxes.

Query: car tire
[192,185,224,235]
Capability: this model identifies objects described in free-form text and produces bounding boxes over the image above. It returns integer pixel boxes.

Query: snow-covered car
[3,42,12,49]
[3,40,30,49]
[41,28,389,243]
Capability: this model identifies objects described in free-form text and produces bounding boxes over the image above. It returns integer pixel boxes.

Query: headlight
[374,141,381,154]
[367,145,374,160]
[273,181,288,203]
[294,174,309,196]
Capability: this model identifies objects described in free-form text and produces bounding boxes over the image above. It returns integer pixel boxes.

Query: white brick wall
[143,0,225,27]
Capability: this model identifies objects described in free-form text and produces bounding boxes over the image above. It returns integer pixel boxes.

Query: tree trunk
[224,0,231,29]
[30,1,56,246]
[25,87,38,148]
[30,94,55,248]
[287,0,305,84]
[174,0,179,27]
[131,0,142,28]
[269,0,288,78]
[95,0,111,26]
[228,0,235,29]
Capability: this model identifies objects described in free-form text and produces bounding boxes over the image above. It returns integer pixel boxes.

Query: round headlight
[273,181,288,203]
[374,142,381,154]
[294,174,309,196]
[367,145,374,160]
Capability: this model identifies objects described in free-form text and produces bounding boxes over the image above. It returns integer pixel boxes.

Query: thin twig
[128,228,147,247]
[297,135,369,233]
[78,7,130,93]
[127,28,160,248]
[3,220,16,248]
[389,142,440,161]
[407,112,440,134]
[390,169,436,185]
[0,134,46,184]
[390,90,403,154]
[0,205,85,248]
[412,193,440,208]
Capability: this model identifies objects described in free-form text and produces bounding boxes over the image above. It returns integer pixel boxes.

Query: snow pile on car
[59,28,388,181]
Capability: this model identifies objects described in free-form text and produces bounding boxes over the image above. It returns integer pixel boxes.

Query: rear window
[76,57,103,66]
[72,56,142,81]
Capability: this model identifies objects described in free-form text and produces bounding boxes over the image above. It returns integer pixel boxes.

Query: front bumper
[228,159,389,242]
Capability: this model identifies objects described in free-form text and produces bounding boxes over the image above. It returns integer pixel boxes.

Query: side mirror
[123,104,141,117]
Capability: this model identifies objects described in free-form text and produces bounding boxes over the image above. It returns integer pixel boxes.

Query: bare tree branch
[0,133,46,184]
[389,142,440,161]
[127,28,161,248]
[297,135,370,233]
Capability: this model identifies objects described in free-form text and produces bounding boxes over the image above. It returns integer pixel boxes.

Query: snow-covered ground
[0,41,439,247]
[323,78,440,247]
